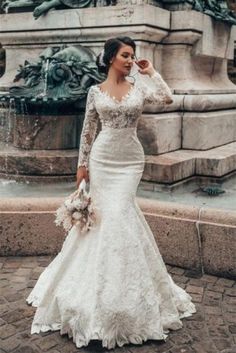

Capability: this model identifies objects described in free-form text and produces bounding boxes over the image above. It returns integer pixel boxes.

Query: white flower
[72,211,82,220]
[64,199,75,211]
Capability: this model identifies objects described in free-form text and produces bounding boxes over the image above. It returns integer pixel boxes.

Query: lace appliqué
[77,71,173,168]
[77,88,99,169]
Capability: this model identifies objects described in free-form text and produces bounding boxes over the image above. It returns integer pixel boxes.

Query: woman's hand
[76,166,89,188]
[135,59,155,76]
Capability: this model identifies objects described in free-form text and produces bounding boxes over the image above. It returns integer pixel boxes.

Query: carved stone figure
[2,0,116,19]
[162,0,236,24]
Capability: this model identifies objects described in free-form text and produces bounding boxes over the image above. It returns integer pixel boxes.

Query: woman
[26,36,196,350]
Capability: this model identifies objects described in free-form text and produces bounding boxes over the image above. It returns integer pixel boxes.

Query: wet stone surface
[0,256,236,353]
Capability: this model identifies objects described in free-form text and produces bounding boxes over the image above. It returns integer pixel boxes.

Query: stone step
[182,110,236,150]
[0,143,78,176]
[143,142,236,183]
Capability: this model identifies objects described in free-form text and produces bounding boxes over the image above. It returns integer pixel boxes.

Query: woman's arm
[77,86,99,170]
[135,59,173,106]
[143,71,173,106]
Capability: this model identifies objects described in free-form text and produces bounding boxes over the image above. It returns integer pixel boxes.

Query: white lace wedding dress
[26,71,196,349]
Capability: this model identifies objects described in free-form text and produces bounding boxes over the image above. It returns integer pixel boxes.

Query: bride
[26,36,196,350]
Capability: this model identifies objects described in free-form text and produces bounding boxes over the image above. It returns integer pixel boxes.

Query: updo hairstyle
[96,36,136,75]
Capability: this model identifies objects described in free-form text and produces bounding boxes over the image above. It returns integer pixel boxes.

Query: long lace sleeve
[77,87,99,169]
[141,71,173,106]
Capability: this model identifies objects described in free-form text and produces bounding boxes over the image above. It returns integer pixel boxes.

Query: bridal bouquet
[55,179,96,234]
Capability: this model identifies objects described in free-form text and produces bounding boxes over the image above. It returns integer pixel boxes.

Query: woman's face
[110,44,135,76]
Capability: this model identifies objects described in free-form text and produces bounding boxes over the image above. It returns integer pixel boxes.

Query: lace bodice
[78,71,173,169]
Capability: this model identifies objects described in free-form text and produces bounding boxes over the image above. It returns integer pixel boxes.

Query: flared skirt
[26,126,196,349]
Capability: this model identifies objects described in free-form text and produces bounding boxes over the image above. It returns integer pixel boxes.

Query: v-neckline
[96,83,135,104]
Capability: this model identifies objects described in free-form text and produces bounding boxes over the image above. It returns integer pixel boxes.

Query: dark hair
[96,36,136,75]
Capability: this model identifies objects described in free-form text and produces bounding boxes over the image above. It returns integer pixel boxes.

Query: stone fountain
[0,44,104,180]
[0,0,235,279]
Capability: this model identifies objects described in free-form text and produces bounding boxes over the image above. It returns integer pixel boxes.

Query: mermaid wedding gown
[26,71,196,349]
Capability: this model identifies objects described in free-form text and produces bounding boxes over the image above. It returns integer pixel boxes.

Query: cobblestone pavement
[0,256,236,353]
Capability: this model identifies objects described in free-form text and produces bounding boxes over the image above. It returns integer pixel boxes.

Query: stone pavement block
[1,306,34,324]
[6,292,25,303]
[225,288,236,296]
[0,335,21,352]
[185,321,203,330]
[206,315,225,326]
[0,297,7,305]
[12,345,40,353]
[189,293,202,303]
[214,338,233,351]
[13,318,32,332]
[3,262,21,269]
[220,347,236,353]
[169,332,193,345]
[206,284,226,293]
[224,313,236,324]
[0,303,9,316]
[204,290,222,299]
[192,341,217,353]
[208,326,231,338]
[10,276,29,283]
[186,285,204,295]
[151,340,174,353]
[224,304,236,313]
[15,268,32,277]
[168,267,186,276]
[229,325,236,334]
[224,296,236,306]
[0,323,17,339]
[201,274,218,284]
[205,306,222,315]
[187,278,206,287]
[172,275,189,284]
[34,336,59,351]
[170,345,195,353]
[217,278,235,288]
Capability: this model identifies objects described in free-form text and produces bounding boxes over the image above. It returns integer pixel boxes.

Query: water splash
[43,58,49,97]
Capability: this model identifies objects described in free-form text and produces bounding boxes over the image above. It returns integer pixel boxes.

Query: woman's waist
[91,128,144,161]
[100,125,137,133]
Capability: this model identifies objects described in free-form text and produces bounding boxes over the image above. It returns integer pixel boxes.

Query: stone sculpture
[9,45,105,101]
[1,0,116,19]
[162,0,236,24]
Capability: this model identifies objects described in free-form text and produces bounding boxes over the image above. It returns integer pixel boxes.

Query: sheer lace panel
[78,87,99,169]
[139,71,174,106]
[77,71,173,169]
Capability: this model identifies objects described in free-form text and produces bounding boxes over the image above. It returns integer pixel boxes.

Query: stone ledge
[0,148,78,175]
[143,142,236,183]
[0,196,235,279]
[137,113,181,154]
[183,110,236,150]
